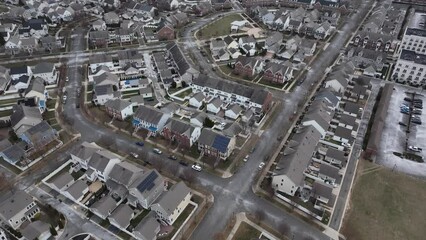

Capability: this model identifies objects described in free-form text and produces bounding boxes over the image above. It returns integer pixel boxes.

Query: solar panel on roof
[136,171,158,193]
[212,135,230,153]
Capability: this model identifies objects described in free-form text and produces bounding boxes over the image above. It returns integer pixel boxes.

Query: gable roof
[164,118,195,137]
[88,149,120,172]
[10,104,42,128]
[65,179,88,200]
[105,99,132,112]
[134,105,168,126]
[49,171,74,190]
[0,190,34,220]
[109,204,134,229]
[198,129,231,153]
[21,221,50,240]
[130,169,164,199]
[25,77,45,96]
[33,62,54,74]
[108,162,144,187]
[154,182,190,215]
[134,212,160,240]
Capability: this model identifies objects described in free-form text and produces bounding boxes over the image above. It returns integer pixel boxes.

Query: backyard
[197,14,244,39]
[341,160,426,240]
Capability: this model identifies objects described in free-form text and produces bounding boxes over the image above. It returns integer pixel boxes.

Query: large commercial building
[394,12,426,85]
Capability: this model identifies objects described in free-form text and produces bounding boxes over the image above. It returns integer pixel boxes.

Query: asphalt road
[0,1,376,239]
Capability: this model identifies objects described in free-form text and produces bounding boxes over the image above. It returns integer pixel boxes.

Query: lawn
[232,222,261,240]
[175,88,192,99]
[0,109,12,118]
[163,204,195,240]
[0,98,21,106]
[341,160,426,240]
[197,14,244,39]
[219,65,233,75]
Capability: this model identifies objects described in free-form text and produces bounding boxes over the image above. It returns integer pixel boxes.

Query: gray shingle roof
[163,118,195,137]
[109,204,134,229]
[105,99,132,112]
[21,221,50,240]
[91,195,117,218]
[0,190,34,220]
[334,126,352,140]
[319,163,340,180]
[154,182,190,215]
[275,126,321,186]
[134,212,160,240]
[10,105,42,128]
[49,171,74,190]
[32,62,54,74]
[88,149,119,172]
[134,105,168,126]
[66,179,88,200]
[108,162,144,187]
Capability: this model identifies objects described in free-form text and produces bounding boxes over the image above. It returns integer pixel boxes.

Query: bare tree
[181,168,196,186]
[253,208,266,224]
[277,221,291,239]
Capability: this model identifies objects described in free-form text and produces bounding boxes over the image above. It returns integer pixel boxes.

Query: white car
[258,162,265,169]
[153,148,162,155]
[408,146,422,152]
[243,155,249,162]
[130,152,139,158]
[192,164,202,172]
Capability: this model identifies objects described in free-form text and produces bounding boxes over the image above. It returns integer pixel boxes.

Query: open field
[232,222,261,240]
[197,14,243,39]
[341,160,426,240]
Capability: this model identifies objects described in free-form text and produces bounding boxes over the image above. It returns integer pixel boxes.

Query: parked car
[243,155,249,162]
[412,119,422,124]
[408,146,422,152]
[135,142,144,147]
[404,97,412,102]
[191,164,202,172]
[130,152,139,158]
[179,160,189,166]
[398,122,407,127]
[258,162,265,170]
[62,95,67,104]
[153,148,162,155]
[168,155,177,160]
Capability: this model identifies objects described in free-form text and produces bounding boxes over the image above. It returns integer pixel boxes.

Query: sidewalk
[226,212,280,240]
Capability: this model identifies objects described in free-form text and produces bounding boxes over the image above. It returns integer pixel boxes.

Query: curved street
[25,1,376,239]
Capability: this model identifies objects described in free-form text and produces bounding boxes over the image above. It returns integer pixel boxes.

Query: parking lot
[377,84,426,177]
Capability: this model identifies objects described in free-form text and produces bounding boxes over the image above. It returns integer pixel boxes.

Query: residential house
[264,32,283,54]
[285,36,302,51]
[225,104,243,120]
[40,35,63,52]
[85,149,122,182]
[233,56,260,78]
[166,12,189,28]
[157,23,175,41]
[198,128,235,160]
[89,31,110,48]
[0,66,11,94]
[105,99,134,120]
[20,37,39,53]
[93,84,120,105]
[140,87,153,99]
[272,126,321,196]
[91,195,118,219]
[151,182,191,225]
[23,79,47,110]
[21,220,51,240]
[9,65,32,81]
[212,0,232,10]
[315,21,332,39]
[104,12,120,25]
[311,181,334,207]
[302,100,334,138]
[92,19,107,31]
[10,105,42,137]
[332,126,353,144]
[48,171,75,192]
[0,142,26,166]
[162,118,201,148]
[299,39,317,56]
[207,97,223,114]
[32,62,57,85]
[190,112,207,128]
[0,190,39,230]
[89,54,115,74]
[318,163,340,184]
[238,36,257,56]
[263,62,293,84]
[128,170,165,209]
[315,88,340,109]
[337,114,357,130]
[132,105,171,135]
[109,204,134,230]
[325,71,349,94]
[19,18,48,38]
[133,212,160,240]
[224,36,239,50]
[342,102,361,118]
[70,142,102,168]
[21,121,57,150]
[324,147,347,168]
[64,180,89,203]
[189,92,206,108]
[192,75,273,114]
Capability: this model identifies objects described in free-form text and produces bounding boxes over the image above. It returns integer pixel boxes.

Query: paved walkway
[226,212,280,240]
